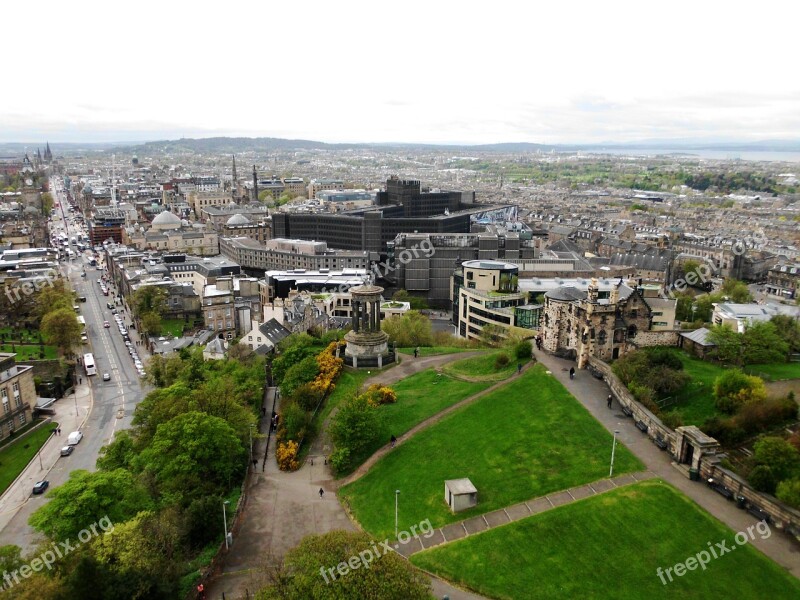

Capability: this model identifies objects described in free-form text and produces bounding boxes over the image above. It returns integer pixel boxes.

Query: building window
[18,413,25,426]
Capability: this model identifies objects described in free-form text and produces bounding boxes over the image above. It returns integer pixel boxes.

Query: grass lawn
[442,350,530,382]
[398,346,479,357]
[745,362,800,381]
[0,423,58,494]
[411,480,800,600]
[0,344,58,360]
[160,318,186,338]
[339,364,642,538]
[335,369,492,476]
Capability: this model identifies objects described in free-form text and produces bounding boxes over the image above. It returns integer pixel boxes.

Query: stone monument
[344,285,393,368]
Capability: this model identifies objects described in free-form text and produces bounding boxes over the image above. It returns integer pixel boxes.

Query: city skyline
[4,0,798,145]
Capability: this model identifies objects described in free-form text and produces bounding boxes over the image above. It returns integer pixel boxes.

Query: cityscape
[2,2,800,600]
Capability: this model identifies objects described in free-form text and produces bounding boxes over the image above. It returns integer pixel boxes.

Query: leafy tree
[329,394,382,472]
[381,310,433,347]
[741,321,789,365]
[135,411,245,502]
[40,307,82,356]
[272,333,317,383]
[721,278,753,303]
[143,353,186,388]
[182,495,225,549]
[281,355,320,398]
[707,324,743,365]
[770,314,800,353]
[132,285,167,317]
[97,430,137,471]
[713,369,767,414]
[34,279,74,319]
[257,530,431,600]
[28,469,151,541]
[0,544,23,575]
[776,478,800,509]
[753,436,800,481]
[41,191,54,214]
[748,465,777,493]
[140,311,162,336]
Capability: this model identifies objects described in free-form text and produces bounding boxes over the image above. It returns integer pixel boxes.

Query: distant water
[579,148,800,163]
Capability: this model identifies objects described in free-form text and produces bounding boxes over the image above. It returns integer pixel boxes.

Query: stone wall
[632,329,680,347]
[589,354,800,541]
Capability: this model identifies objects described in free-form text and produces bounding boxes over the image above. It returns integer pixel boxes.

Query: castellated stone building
[541,278,660,368]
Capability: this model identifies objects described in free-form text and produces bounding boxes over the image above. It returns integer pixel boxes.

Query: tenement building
[220,237,371,275]
[0,353,36,442]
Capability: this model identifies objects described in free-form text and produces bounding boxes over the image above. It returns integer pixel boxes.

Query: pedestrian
[390,434,396,448]
[517,363,522,374]
[607,394,613,409]
[79,377,82,384]
[413,347,418,358]
[57,427,61,435]
[569,367,575,380]
[319,487,325,499]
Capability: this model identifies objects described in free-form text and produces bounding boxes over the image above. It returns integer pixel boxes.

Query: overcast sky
[3,0,798,145]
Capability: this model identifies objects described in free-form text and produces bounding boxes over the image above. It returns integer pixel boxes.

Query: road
[0,181,149,552]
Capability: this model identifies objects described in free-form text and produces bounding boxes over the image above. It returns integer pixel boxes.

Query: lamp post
[249,423,255,468]
[395,489,400,539]
[609,430,620,477]
[73,385,78,417]
[223,500,231,549]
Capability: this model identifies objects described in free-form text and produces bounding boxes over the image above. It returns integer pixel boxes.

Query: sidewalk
[0,383,93,533]
[533,349,800,579]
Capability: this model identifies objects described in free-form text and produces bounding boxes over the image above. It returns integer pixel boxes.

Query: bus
[84,353,97,376]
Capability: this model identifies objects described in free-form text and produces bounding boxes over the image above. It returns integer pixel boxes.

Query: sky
[3,0,799,145]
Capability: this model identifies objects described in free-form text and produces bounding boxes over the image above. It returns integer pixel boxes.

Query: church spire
[252,165,259,202]
[231,155,238,201]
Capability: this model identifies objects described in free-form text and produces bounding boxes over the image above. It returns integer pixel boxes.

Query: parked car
[60,445,74,457]
[103,321,110,328]
[32,480,49,495]
[67,431,83,445]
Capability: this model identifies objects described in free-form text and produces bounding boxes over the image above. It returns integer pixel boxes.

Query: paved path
[207,351,493,600]
[533,349,800,579]
[397,471,656,558]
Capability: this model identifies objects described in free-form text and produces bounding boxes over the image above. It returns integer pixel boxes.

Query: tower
[252,165,259,202]
[44,142,52,163]
[231,155,238,201]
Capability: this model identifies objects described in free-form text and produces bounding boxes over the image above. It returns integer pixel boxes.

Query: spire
[252,165,259,202]
[231,155,238,201]
[44,142,52,162]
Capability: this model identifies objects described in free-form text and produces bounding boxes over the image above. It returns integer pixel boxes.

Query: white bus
[84,353,97,376]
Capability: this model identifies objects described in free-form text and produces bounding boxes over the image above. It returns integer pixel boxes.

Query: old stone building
[541,278,665,367]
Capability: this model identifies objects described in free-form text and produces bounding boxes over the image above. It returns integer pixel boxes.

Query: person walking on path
[390,434,396,448]
[607,394,613,409]
[319,488,325,499]
[569,367,575,380]
[413,347,418,358]
[517,363,522,374]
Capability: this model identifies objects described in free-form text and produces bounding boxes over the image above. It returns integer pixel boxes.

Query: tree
[97,430,137,471]
[770,314,800,353]
[41,191,54,214]
[34,279,74,319]
[391,289,428,310]
[776,478,800,509]
[140,311,162,336]
[257,530,431,600]
[707,324,743,365]
[381,311,433,347]
[753,436,800,481]
[741,321,789,365]
[713,369,767,414]
[28,469,151,541]
[329,394,382,472]
[721,278,753,303]
[40,307,82,356]
[0,544,23,575]
[132,286,167,317]
[135,411,245,502]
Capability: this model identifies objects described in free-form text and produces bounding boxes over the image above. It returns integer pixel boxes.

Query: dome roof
[151,210,182,229]
[226,213,251,226]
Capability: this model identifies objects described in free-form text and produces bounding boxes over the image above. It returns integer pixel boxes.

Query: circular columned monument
[344,285,393,368]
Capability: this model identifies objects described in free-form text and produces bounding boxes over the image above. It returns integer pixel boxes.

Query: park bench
[710,482,734,500]
[621,405,633,417]
[635,420,648,433]
[747,506,770,523]
[654,436,668,450]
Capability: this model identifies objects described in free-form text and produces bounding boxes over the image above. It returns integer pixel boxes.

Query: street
[0,181,150,553]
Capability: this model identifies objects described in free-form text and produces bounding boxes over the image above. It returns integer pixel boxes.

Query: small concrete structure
[445,478,478,513]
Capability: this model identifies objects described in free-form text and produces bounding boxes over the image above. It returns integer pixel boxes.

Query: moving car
[67,431,83,445]
[102,372,111,381]
[60,445,74,457]
[32,480,49,495]
[104,321,110,328]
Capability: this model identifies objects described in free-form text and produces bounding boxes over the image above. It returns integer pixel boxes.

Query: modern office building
[220,236,371,274]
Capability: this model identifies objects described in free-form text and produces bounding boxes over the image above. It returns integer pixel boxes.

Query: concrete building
[220,236,371,274]
[445,478,478,513]
[307,178,345,199]
[219,214,271,244]
[452,260,541,342]
[710,302,798,333]
[262,267,368,303]
[188,191,232,216]
[0,353,36,442]
[88,207,126,246]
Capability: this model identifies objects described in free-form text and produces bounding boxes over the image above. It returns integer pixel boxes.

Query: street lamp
[73,385,78,417]
[609,430,620,477]
[249,424,255,468]
[222,500,231,550]
[395,489,400,539]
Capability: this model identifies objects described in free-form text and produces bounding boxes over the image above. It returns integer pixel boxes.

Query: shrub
[494,353,510,370]
[776,478,800,509]
[753,436,800,481]
[732,396,798,435]
[329,447,351,475]
[292,382,323,412]
[277,440,300,471]
[713,370,767,415]
[281,402,310,442]
[661,411,684,430]
[281,355,320,398]
[645,347,684,371]
[513,340,532,360]
[362,384,397,407]
[749,465,777,494]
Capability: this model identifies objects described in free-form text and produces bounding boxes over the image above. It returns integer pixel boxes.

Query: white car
[67,431,83,445]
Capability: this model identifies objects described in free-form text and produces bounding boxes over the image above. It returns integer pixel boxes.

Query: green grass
[745,362,800,381]
[339,364,642,538]
[442,350,528,381]
[160,318,186,338]
[412,480,800,600]
[397,346,478,357]
[0,344,58,360]
[335,369,492,476]
[0,423,58,494]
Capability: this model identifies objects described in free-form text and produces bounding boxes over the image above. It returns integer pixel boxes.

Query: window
[248,336,253,341]
[18,413,25,426]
